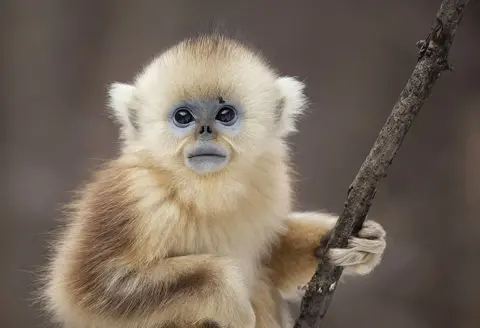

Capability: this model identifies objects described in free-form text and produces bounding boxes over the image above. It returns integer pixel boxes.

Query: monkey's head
[108,34,308,176]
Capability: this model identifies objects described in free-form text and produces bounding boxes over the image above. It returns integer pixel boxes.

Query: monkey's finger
[348,237,386,254]
[358,220,386,239]
[328,248,369,266]
[342,257,378,275]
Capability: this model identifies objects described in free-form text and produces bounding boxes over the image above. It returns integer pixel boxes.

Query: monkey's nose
[198,124,214,140]
[199,125,213,134]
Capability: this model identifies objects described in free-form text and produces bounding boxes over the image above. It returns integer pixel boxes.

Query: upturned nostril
[199,125,213,135]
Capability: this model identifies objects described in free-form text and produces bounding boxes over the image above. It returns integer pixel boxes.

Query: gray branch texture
[293,0,471,327]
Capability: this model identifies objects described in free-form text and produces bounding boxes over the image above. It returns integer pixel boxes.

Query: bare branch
[293,1,470,327]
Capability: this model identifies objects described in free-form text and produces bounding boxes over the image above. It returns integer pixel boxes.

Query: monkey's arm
[65,254,255,328]
[45,164,255,328]
[266,212,386,295]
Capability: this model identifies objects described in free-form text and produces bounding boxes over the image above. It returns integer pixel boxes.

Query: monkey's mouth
[188,153,226,159]
[184,143,230,174]
[187,146,227,159]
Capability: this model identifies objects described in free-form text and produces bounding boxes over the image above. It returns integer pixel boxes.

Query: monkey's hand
[265,212,386,299]
[139,255,256,328]
[316,219,386,276]
[150,255,256,328]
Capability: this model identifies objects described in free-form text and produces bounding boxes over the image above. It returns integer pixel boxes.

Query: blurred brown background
[1,0,479,327]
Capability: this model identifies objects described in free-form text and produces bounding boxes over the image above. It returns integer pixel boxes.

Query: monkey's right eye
[173,108,195,127]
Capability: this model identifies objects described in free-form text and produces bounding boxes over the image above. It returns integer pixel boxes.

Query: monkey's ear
[274,76,308,137]
[107,82,139,140]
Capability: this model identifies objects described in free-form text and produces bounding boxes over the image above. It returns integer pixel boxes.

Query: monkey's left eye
[173,108,195,127]
[215,106,237,125]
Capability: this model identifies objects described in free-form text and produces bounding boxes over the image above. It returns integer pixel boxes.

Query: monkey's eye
[215,106,237,125]
[173,108,195,127]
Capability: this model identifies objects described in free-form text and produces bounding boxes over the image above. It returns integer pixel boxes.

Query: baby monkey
[42,34,386,328]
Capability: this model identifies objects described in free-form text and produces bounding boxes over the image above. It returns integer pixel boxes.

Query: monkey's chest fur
[132,164,291,291]
[161,206,286,289]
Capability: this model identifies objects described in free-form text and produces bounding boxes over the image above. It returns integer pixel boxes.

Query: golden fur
[40,34,386,328]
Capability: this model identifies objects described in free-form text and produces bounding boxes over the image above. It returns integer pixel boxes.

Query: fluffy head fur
[108,34,308,179]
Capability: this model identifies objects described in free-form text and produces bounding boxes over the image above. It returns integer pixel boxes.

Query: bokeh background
[2,1,479,327]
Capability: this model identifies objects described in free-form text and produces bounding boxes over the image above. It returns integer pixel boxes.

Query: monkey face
[168,98,242,174]
[108,35,308,177]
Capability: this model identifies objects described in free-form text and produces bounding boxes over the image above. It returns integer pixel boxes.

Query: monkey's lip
[184,144,229,173]
[188,153,226,158]
[186,146,227,159]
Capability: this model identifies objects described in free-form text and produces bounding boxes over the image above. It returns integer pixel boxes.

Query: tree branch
[293,1,470,327]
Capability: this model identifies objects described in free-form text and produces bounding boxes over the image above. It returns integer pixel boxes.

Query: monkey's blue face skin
[168,97,243,174]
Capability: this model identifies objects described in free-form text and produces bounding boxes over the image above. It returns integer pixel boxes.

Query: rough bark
[293,1,470,327]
